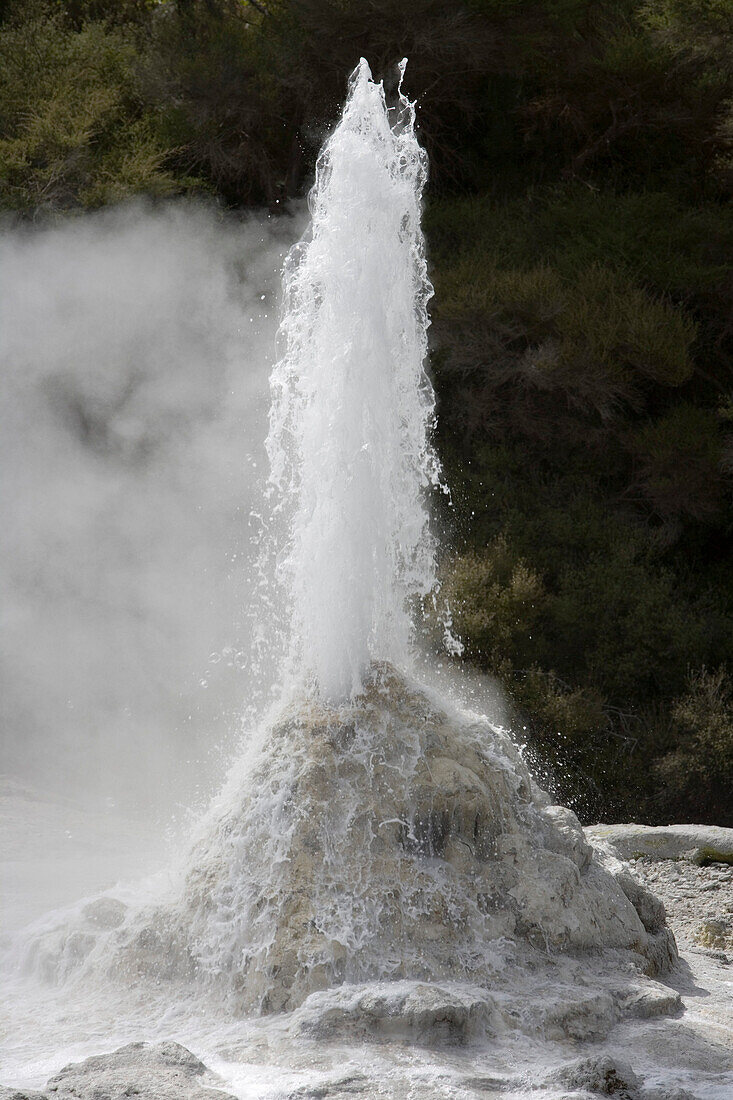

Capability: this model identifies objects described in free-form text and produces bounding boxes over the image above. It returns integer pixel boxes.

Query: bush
[516,0,732,194]
[439,484,714,700]
[629,404,724,525]
[508,666,619,822]
[143,1,292,206]
[3,1,731,210]
[0,3,182,212]
[547,544,706,702]
[438,536,545,667]
[434,258,696,423]
[427,187,733,299]
[428,178,733,824]
[654,668,733,825]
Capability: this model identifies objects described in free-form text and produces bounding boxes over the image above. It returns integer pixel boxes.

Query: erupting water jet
[267,58,449,702]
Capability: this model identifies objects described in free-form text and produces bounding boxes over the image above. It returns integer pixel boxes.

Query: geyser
[15,60,678,1044]
[267,58,446,701]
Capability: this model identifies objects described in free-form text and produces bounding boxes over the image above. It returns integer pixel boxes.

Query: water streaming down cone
[267,58,442,702]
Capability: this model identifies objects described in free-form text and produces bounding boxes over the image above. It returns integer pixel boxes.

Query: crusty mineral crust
[118,665,674,1012]
[24,666,677,1014]
[0,1043,235,1100]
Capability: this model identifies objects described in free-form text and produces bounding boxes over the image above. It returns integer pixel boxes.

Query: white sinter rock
[585,823,733,865]
[0,1043,235,1100]
[99,666,677,1015]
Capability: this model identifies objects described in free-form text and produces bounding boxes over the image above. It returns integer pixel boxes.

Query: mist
[0,202,299,828]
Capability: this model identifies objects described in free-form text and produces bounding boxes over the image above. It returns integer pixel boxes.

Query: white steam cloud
[0,202,298,822]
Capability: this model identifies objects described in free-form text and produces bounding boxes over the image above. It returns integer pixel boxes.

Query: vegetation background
[2,0,731,826]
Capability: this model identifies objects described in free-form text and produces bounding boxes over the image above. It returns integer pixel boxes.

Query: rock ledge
[586,824,733,865]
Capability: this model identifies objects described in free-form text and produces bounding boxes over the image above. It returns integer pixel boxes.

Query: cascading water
[267,58,445,701]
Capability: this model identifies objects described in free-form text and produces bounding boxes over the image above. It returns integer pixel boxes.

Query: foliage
[429,175,733,823]
[3,0,733,211]
[439,537,545,667]
[521,3,731,193]
[629,405,724,525]
[653,668,733,825]
[643,0,733,186]
[427,187,733,296]
[0,2,182,212]
[141,1,293,206]
[435,260,695,419]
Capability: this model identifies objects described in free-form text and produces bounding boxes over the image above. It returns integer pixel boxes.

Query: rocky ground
[586,824,733,957]
[0,1042,236,1100]
[633,858,733,957]
[2,824,731,1100]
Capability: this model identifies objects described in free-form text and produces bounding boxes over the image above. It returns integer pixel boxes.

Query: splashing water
[267,58,443,702]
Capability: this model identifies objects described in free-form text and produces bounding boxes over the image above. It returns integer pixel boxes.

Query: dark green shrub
[438,537,545,667]
[434,257,695,424]
[654,668,733,825]
[628,404,724,524]
[427,187,733,299]
[143,1,292,206]
[548,545,706,702]
[0,3,181,211]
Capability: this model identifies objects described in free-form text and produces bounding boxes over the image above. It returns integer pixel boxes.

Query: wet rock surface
[81,897,127,930]
[286,1074,372,1098]
[0,1089,48,1100]
[4,794,730,1099]
[545,1055,643,1098]
[541,1055,697,1100]
[15,673,681,1018]
[118,668,676,1014]
[2,1043,236,1100]
[290,981,501,1045]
